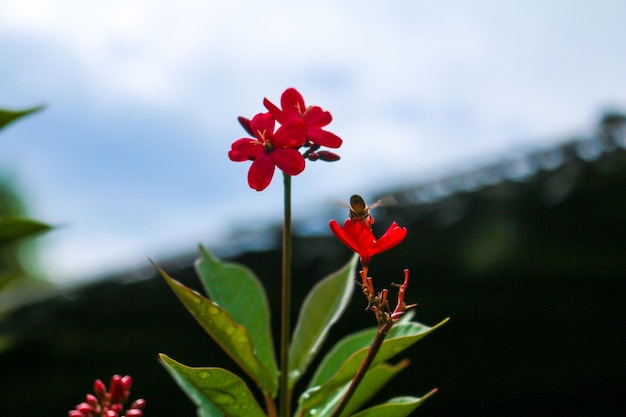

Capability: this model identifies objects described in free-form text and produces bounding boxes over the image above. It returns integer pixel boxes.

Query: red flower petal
[248,153,276,191]
[329,220,362,254]
[250,112,276,141]
[372,222,407,254]
[228,138,263,161]
[263,97,288,124]
[271,148,305,176]
[273,118,307,148]
[306,127,343,148]
[280,87,306,119]
[303,106,332,127]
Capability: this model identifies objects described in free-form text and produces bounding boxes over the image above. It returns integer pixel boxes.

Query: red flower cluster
[229,88,342,191]
[68,375,145,417]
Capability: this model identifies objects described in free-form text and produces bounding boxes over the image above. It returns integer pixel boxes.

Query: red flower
[329,219,407,267]
[229,112,307,191]
[263,88,342,149]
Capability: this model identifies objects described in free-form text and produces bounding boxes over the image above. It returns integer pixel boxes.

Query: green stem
[330,321,393,417]
[279,173,293,417]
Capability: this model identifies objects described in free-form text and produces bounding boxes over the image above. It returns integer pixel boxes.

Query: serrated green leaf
[195,245,277,387]
[350,391,437,417]
[300,319,448,413]
[0,105,44,132]
[289,254,358,387]
[0,217,53,245]
[154,262,277,396]
[159,354,266,417]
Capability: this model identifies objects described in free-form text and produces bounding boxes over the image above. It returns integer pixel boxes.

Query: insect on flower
[345,194,397,225]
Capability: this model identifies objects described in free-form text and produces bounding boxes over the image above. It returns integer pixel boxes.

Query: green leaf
[154,262,277,396]
[300,361,410,417]
[195,245,278,388]
[350,392,437,417]
[300,319,448,413]
[0,105,44,132]
[338,361,410,417]
[307,326,378,390]
[159,354,266,417]
[289,254,358,387]
[0,217,53,245]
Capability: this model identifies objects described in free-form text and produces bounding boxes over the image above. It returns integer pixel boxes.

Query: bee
[347,194,396,224]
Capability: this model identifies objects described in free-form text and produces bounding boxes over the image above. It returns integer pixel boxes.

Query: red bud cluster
[68,375,145,417]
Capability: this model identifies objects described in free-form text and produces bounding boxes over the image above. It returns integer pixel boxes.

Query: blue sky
[1,0,625,284]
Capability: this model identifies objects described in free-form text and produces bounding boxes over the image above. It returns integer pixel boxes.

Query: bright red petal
[263,98,288,124]
[329,220,361,254]
[229,138,263,161]
[304,106,332,127]
[306,128,343,148]
[273,118,307,148]
[372,222,407,255]
[280,88,306,118]
[271,148,305,176]
[248,153,275,191]
[250,112,276,141]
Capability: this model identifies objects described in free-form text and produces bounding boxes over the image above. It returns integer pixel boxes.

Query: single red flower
[329,219,407,267]
[229,112,307,191]
[263,88,343,149]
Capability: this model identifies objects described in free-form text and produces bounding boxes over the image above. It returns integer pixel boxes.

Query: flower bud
[86,394,99,406]
[76,402,92,413]
[121,375,132,390]
[316,150,340,162]
[68,411,84,417]
[94,379,107,400]
[125,409,143,417]
[109,374,127,403]
[130,399,146,409]
[237,116,253,136]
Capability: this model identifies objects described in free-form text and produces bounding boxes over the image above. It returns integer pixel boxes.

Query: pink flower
[329,219,407,267]
[229,112,307,191]
[263,88,342,149]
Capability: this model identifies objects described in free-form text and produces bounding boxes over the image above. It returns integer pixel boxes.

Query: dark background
[1,122,626,416]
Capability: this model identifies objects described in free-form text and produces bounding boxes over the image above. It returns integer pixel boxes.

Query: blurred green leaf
[195,245,277,387]
[0,217,53,246]
[154,262,277,396]
[350,392,437,417]
[289,254,357,388]
[299,319,448,413]
[160,354,266,417]
[0,105,44,132]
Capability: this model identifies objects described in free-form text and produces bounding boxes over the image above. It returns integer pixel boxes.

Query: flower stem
[330,321,393,417]
[279,173,293,417]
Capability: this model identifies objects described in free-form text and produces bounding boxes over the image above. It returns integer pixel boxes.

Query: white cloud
[1,0,625,284]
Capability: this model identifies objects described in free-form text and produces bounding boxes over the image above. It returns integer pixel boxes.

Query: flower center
[257,129,274,152]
